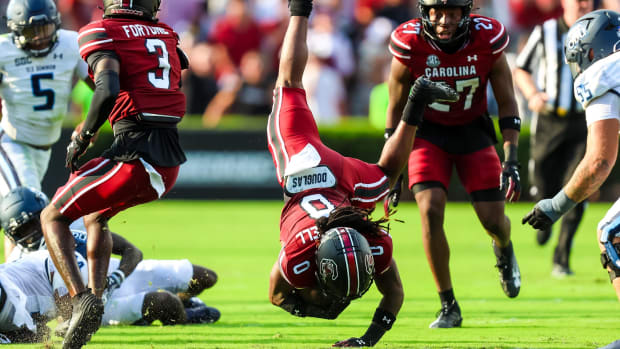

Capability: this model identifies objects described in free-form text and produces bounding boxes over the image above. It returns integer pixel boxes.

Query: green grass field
[7,201,620,348]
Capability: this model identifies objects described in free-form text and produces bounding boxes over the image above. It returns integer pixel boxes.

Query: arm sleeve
[81,51,121,135]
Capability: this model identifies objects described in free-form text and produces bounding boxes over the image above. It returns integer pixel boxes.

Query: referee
[513,0,593,277]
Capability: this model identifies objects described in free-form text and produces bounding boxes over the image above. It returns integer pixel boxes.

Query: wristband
[384,128,395,140]
[372,307,396,331]
[550,189,578,217]
[499,116,521,132]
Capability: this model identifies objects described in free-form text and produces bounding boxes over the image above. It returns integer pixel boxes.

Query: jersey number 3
[145,38,171,89]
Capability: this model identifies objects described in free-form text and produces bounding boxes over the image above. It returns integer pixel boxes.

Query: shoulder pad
[389,19,423,62]
[469,15,509,55]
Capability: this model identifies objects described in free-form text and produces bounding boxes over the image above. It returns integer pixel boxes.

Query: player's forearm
[111,233,142,277]
[82,70,119,136]
[512,68,538,100]
[564,156,614,203]
[378,121,416,183]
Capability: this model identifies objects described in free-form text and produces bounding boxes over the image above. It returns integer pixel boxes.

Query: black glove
[384,174,403,217]
[499,161,521,203]
[522,204,554,230]
[65,132,92,173]
[333,337,371,347]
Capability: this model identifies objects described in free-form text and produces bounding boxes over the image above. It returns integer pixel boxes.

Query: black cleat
[62,291,104,349]
[185,297,221,324]
[536,228,552,245]
[494,241,521,298]
[429,300,462,328]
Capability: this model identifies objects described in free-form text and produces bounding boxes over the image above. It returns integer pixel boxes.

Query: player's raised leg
[274,0,312,89]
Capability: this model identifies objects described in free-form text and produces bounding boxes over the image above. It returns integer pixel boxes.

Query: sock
[439,289,455,307]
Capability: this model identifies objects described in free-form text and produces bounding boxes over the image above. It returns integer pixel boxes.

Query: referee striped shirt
[515,17,584,117]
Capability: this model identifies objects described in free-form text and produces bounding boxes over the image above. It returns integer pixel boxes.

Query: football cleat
[536,228,552,246]
[429,300,462,328]
[551,263,574,278]
[184,297,220,324]
[62,291,103,349]
[494,241,521,298]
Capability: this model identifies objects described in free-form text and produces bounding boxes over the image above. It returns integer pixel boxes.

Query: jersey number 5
[145,38,171,89]
[31,73,55,111]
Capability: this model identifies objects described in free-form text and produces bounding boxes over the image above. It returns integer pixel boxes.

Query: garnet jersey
[389,15,509,126]
[77,18,186,126]
[268,87,393,289]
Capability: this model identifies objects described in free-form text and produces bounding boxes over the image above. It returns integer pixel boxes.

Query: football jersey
[573,51,620,126]
[0,250,87,319]
[270,88,393,289]
[0,30,88,146]
[389,15,509,125]
[78,18,186,125]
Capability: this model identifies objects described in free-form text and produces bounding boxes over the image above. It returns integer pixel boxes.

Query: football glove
[102,269,125,304]
[384,174,403,217]
[499,161,521,202]
[333,337,371,347]
[65,132,92,173]
[521,199,560,231]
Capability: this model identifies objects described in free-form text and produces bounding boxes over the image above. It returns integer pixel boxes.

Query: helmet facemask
[418,0,472,47]
[5,215,44,251]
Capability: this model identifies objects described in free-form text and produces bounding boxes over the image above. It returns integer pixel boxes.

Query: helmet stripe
[337,228,359,298]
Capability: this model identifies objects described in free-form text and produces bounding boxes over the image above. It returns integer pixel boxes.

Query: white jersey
[0,250,87,319]
[573,52,620,126]
[0,30,89,147]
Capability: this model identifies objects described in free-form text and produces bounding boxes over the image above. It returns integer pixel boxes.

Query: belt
[0,281,7,313]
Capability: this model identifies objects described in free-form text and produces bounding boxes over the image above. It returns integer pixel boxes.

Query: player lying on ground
[267,0,458,346]
[0,187,219,344]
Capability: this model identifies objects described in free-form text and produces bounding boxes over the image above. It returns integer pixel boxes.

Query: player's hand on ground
[384,174,403,217]
[522,199,555,230]
[333,337,371,347]
[65,133,91,172]
[500,161,521,202]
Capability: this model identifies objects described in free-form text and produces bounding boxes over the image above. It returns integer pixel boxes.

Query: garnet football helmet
[6,0,61,57]
[564,9,620,78]
[103,0,161,22]
[315,227,375,301]
[0,187,49,250]
[418,0,473,45]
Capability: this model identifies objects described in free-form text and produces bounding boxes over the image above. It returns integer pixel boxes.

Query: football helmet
[0,187,49,250]
[564,9,620,78]
[6,0,61,57]
[315,227,375,301]
[418,0,473,45]
[103,0,161,22]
